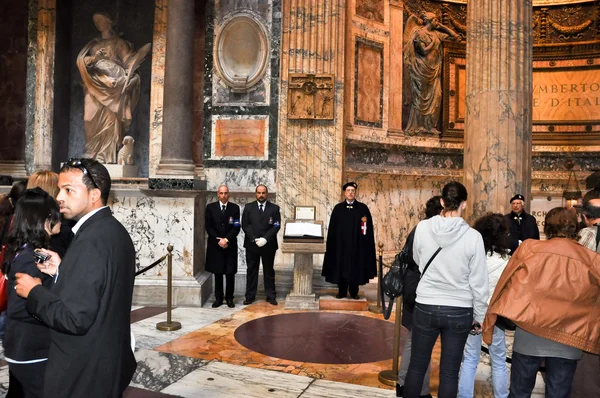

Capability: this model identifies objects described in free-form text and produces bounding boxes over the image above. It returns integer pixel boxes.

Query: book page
[284,222,322,238]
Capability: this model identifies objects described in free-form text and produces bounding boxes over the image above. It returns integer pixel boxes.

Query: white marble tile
[0,364,7,394]
[132,306,242,350]
[302,379,394,398]
[161,361,312,398]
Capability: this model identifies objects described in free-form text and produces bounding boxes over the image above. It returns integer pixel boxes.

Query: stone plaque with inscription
[287,74,335,120]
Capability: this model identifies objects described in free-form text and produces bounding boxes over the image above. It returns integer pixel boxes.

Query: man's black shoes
[212,299,223,308]
[335,293,347,299]
[267,298,278,305]
[226,299,235,308]
[243,298,254,305]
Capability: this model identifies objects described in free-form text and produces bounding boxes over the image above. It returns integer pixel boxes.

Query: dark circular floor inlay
[234,312,395,364]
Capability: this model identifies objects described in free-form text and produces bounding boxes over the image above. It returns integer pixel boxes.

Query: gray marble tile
[0,364,7,395]
[161,361,312,398]
[130,349,206,392]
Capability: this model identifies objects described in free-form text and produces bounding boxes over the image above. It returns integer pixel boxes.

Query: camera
[33,250,51,264]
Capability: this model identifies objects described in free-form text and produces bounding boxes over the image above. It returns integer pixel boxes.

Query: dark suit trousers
[214,273,235,300]
[245,249,276,300]
[7,361,46,398]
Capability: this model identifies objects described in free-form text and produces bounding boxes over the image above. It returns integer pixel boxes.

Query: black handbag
[380,246,442,320]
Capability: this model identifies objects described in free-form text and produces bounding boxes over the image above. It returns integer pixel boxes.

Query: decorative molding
[354,37,384,128]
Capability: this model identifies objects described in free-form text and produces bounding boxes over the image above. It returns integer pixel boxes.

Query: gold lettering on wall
[533,69,600,122]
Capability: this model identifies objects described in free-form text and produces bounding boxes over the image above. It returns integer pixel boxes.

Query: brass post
[369,242,384,314]
[156,244,182,331]
[378,296,403,386]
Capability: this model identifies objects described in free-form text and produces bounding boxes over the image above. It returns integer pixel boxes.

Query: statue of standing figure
[403,12,458,136]
[77,12,151,164]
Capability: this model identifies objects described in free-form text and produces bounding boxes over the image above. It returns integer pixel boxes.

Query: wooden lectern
[282,220,325,310]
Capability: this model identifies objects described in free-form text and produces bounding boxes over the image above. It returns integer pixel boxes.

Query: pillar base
[0,161,27,178]
[156,161,195,176]
[285,293,319,310]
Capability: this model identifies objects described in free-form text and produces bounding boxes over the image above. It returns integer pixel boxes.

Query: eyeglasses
[66,158,98,189]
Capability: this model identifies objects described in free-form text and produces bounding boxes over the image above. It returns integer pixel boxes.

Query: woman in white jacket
[404,182,489,398]
[457,213,511,398]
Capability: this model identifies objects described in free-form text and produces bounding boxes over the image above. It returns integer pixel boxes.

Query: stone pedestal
[463,0,533,219]
[282,241,326,310]
[104,164,138,178]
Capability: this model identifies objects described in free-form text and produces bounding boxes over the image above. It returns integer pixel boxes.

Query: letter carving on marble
[287,74,335,120]
[403,11,458,136]
[77,12,151,164]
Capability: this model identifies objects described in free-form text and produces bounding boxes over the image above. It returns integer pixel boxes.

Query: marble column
[156,0,195,177]
[463,0,533,220]
[32,0,56,173]
[277,0,346,265]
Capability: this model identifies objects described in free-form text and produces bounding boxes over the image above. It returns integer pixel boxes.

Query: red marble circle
[234,312,395,364]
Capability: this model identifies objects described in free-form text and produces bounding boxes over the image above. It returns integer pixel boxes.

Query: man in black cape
[322,182,376,299]
[504,193,539,254]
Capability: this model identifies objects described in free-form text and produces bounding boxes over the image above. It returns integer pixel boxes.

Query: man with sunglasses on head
[14,158,136,398]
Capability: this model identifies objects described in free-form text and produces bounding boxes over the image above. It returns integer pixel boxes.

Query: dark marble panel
[130,306,168,324]
[234,312,395,364]
[346,140,463,169]
[149,178,195,191]
[63,0,154,176]
[532,153,600,172]
[202,0,280,169]
[0,1,28,162]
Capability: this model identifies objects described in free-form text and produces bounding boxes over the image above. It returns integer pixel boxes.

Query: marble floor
[0,295,547,397]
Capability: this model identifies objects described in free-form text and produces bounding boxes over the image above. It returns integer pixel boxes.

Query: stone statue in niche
[403,12,458,136]
[77,12,151,164]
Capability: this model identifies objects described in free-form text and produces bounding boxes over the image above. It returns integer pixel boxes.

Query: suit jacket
[242,200,281,253]
[205,201,240,274]
[26,207,137,398]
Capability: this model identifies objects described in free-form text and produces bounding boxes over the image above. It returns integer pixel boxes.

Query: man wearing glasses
[14,158,137,397]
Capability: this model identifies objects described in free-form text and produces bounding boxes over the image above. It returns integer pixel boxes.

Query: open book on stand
[283,220,324,242]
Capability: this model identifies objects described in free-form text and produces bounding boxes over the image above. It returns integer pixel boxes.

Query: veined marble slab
[301,379,393,398]
[130,349,207,392]
[161,361,312,398]
[131,306,242,350]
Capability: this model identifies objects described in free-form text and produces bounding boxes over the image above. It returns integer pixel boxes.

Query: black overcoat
[505,210,540,254]
[26,208,137,398]
[322,200,377,285]
[205,201,240,274]
[242,200,281,254]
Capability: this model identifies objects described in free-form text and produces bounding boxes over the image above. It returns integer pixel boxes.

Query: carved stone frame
[214,12,270,93]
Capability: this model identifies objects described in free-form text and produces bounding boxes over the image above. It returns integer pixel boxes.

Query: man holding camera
[15,158,136,397]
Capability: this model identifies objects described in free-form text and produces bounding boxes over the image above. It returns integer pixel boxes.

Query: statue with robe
[77,12,151,163]
[403,12,458,136]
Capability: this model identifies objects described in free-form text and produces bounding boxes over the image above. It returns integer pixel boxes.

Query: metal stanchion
[378,296,402,386]
[368,242,384,314]
[156,244,182,331]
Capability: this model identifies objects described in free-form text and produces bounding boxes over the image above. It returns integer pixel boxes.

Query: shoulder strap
[421,247,442,279]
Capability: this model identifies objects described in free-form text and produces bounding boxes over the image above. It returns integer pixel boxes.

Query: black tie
[221,205,226,214]
[259,204,264,212]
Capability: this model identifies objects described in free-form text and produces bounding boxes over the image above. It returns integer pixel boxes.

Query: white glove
[255,237,267,247]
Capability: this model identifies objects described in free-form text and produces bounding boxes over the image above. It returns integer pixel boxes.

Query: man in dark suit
[15,158,136,398]
[242,184,281,305]
[205,184,240,308]
[504,193,539,254]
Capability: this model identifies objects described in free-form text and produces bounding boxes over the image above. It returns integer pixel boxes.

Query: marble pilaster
[463,0,533,219]
[149,0,168,179]
[277,0,346,265]
[157,0,196,178]
[32,0,56,172]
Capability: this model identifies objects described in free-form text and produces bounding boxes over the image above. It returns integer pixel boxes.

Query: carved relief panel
[287,74,335,120]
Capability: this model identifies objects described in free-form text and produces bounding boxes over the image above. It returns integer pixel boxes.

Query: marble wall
[202,0,280,189]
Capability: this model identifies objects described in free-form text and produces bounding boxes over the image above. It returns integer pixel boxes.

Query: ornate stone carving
[77,12,151,164]
[287,74,334,120]
[356,0,384,23]
[214,13,269,93]
[117,136,135,165]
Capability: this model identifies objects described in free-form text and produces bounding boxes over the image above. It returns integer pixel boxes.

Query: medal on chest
[361,216,367,235]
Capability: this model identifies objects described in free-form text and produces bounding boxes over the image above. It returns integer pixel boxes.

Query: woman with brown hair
[483,207,600,398]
